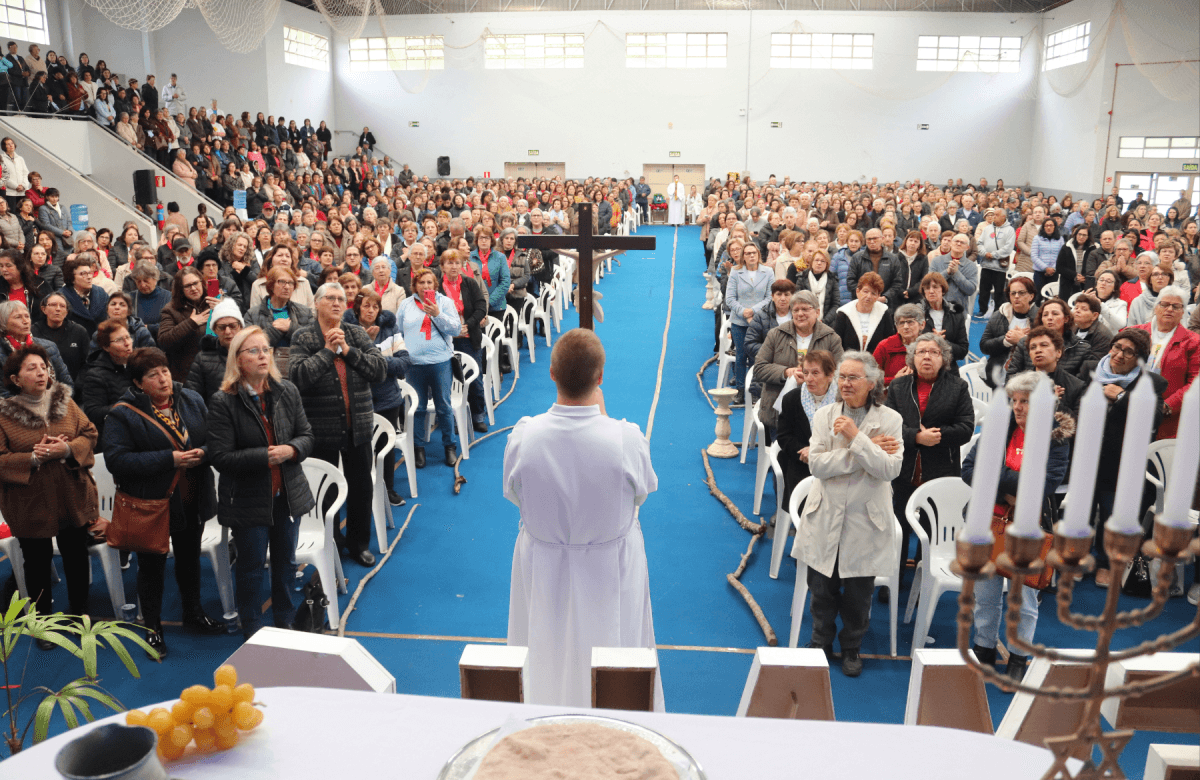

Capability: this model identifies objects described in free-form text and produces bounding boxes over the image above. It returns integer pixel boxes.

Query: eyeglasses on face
[1110,344,1137,359]
[1157,302,1184,312]
[238,346,272,357]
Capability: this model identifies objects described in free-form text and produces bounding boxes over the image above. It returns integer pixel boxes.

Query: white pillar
[58,0,75,61]
[141,30,155,79]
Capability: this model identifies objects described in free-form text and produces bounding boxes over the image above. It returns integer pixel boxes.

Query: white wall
[334,9,1042,182]
[1030,0,1200,198]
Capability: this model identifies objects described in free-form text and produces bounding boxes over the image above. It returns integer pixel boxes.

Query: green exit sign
[669,151,680,158]
[528,150,539,156]
[409,121,419,127]
[1184,163,1198,172]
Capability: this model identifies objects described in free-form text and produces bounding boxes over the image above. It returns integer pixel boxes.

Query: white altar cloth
[0,686,1059,779]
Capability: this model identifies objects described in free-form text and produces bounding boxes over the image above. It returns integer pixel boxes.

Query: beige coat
[754,320,844,429]
[1013,219,1037,273]
[792,401,904,579]
[0,382,98,538]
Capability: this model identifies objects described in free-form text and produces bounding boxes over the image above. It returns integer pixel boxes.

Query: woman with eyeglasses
[1135,285,1199,439]
[980,275,1039,388]
[1127,262,1177,328]
[207,326,315,639]
[157,267,212,381]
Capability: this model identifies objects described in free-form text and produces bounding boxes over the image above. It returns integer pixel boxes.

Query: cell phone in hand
[206,279,221,298]
[422,289,435,305]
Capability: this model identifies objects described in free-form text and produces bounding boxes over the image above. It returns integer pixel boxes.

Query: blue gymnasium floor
[3,225,1196,775]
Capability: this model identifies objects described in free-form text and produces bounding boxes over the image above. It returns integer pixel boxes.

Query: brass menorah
[951,519,1200,780]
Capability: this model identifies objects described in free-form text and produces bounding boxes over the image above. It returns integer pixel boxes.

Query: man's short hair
[1027,325,1064,353]
[551,328,605,400]
[1074,293,1101,315]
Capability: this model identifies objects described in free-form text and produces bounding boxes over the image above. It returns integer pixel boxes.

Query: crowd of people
[0,164,641,658]
[700,174,1198,679]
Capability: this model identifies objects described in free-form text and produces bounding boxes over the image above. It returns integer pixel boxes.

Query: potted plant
[0,593,158,756]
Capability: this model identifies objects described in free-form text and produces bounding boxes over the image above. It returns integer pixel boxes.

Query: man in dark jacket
[845,228,905,307]
[635,177,651,222]
[140,74,158,114]
[289,282,387,566]
[186,298,243,404]
[358,127,376,157]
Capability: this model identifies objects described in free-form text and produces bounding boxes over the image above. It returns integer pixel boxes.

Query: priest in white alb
[503,328,663,709]
[666,174,685,226]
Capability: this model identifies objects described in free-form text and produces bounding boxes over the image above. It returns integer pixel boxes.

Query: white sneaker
[702,301,715,310]
[1188,583,1200,606]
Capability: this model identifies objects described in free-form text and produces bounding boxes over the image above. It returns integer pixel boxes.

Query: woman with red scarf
[397,267,461,468]
[439,249,488,434]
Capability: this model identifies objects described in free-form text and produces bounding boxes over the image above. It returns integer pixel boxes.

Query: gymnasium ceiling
[286,0,1066,15]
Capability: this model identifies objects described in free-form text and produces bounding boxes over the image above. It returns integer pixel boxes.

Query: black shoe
[805,641,835,663]
[119,551,131,570]
[473,419,488,434]
[841,649,863,677]
[35,637,55,651]
[972,644,997,667]
[444,445,458,467]
[414,447,426,469]
[1006,654,1029,682]
[387,488,406,507]
[182,612,224,634]
[352,549,376,567]
[145,626,167,660]
[878,586,890,605]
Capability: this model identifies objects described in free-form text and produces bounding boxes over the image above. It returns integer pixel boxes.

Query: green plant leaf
[32,696,55,744]
[2,593,27,624]
[100,627,158,672]
[77,625,99,680]
[57,697,79,731]
[72,684,123,715]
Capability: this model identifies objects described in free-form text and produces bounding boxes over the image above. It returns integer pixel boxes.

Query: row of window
[0,0,47,45]
[1118,136,1200,160]
[285,22,1092,75]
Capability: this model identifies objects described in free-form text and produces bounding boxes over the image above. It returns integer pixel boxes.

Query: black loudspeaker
[133,169,157,205]
[437,156,450,176]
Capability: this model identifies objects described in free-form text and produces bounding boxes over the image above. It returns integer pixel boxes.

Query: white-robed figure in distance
[666,174,685,226]
[504,328,663,709]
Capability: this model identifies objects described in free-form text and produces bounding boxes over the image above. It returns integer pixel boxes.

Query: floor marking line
[339,631,909,660]
[645,227,678,442]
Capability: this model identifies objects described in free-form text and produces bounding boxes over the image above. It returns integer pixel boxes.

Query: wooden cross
[517,202,655,330]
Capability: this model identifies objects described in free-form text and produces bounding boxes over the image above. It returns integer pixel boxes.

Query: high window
[916,35,1021,73]
[1118,136,1200,159]
[1043,22,1090,71]
[283,26,329,72]
[626,33,727,69]
[349,36,445,72]
[484,34,584,70]
[770,33,872,70]
[0,0,48,46]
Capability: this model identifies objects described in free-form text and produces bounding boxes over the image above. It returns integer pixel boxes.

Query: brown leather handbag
[105,403,183,555]
[989,506,1055,591]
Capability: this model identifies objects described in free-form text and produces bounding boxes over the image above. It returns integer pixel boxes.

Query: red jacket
[1136,322,1200,439]
[873,333,910,386]
[1120,280,1143,311]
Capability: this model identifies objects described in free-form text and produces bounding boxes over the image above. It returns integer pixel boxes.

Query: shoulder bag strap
[113,402,184,497]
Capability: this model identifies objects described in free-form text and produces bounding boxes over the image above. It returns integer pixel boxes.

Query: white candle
[1160,381,1199,529]
[1059,381,1107,537]
[1108,372,1158,535]
[1012,376,1056,538]
[962,387,1012,545]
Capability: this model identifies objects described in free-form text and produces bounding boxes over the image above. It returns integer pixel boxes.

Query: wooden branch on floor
[696,355,718,411]
[337,503,419,637]
[453,455,467,494]
[701,449,764,534]
[726,573,777,647]
[732,531,761,580]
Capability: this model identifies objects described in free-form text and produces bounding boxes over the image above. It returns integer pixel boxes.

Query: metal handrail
[0,115,155,230]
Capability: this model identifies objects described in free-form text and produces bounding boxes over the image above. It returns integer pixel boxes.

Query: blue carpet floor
[3,225,1195,777]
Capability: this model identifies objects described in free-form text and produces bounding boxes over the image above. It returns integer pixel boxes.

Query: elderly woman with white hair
[368,255,405,313]
[1135,284,1200,440]
[792,351,903,678]
[0,300,73,397]
[962,371,1074,681]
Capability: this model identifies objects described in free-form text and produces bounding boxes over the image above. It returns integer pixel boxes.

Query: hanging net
[81,0,188,33]
[311,0,378,41]
[191,0,283,54]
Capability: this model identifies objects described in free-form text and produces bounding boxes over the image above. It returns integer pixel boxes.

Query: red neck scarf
[373,280,388,297]
[420,297,433,340]
[479,251,492,287]
[5,333,31,352]
[443,276,464,314]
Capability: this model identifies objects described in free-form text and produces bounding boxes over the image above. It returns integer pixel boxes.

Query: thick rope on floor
[337,503,418,637]
[701,449,777,647]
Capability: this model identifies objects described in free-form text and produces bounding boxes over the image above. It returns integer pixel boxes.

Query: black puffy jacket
[206,378,316,527]
[185,334,230,406]
[81,351,134,446]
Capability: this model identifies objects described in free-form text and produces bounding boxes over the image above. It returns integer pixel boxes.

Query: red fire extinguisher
[156,203,165,230]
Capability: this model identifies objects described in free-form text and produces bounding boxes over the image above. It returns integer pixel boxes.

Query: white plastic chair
[962,432,980,465]
[750,403,773,516]
[480,338,498,425]
[740,364,763,465]
[961,360,992,405]
[295,460,349,630]
[499,309,521,378]
[370,414,398,554]
[903,477,974,652]
[972,397,989,427]
[516,296,538,363]
[483,318,507,401]
[764,442,790,580]
[395,380,419,499]
[196,523,236,618]
[788,479,901,656]
[1143,440,1175,514]
[715,314,735,390]
[423,352,479,460]
[535,285,558,339]
[75,454,128,616]
[1041,280,1060,301]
